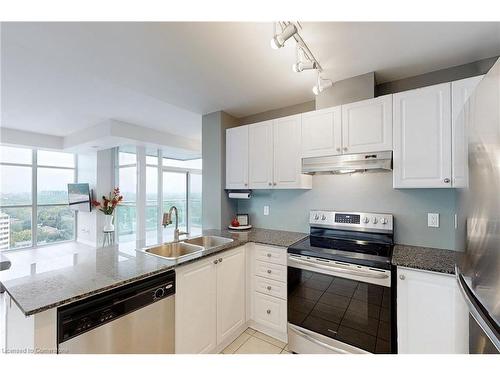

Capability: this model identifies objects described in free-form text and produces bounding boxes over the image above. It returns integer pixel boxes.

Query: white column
[136,146,146,242]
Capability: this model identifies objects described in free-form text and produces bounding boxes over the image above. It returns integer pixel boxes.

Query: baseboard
[212,322,250,354]
[248,320,288,344]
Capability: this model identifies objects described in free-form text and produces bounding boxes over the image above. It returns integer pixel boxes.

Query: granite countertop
[391,244,460,275]
[0,228,306,316]
[0,253,11,271]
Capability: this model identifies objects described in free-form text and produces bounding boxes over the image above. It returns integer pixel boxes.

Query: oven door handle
[289,325,351,354]
[288,256,389,279]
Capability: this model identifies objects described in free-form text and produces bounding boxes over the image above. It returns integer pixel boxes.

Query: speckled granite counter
[392,244,460,275]
[0,228,306,316]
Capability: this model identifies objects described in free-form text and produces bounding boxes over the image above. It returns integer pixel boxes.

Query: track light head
[270,23,297,49]
[312,76,333,95]
[292,60,318,73]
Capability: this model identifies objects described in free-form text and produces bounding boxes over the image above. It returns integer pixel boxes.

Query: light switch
[263,205,270,216]
[428,213,439,228]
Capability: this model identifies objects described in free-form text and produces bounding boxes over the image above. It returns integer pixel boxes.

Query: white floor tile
[244,327,256,336]
[221,332,251,354]
[253,331,287,349]
[235,337,282,354]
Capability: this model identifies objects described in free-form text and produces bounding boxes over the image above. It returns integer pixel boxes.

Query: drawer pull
[267,253,272,257]
[213,260,218,264]
[218,258,223,262]
[266,309,271,314]
[267,269,272,274]
[267,286,272,291]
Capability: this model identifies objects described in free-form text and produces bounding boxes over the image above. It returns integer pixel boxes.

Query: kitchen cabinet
[175,246,246,354]
[249,244,288,342]
[301,106,342,158]
[341,95,393,154]
[247,115,311,189]
[248,121,274,189]
[393,83,452,188]
[216,246,246,345]
[226,126,249,189]
[396,267,468,354]
[451,75,484,188]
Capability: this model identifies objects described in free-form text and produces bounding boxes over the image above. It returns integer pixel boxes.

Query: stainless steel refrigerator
[456,57,500,354]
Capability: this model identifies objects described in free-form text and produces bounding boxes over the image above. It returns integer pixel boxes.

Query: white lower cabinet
[396,267,468,354]
[175,246,246,353]
[249,244,288,342]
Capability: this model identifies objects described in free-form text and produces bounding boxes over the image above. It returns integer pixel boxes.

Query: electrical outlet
[428,213,440,228]
[264,205,270,216]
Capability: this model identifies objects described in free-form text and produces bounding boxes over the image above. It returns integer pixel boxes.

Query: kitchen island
[0,228,306,353]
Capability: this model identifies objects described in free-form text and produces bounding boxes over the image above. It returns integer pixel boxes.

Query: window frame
[0,147,77,252]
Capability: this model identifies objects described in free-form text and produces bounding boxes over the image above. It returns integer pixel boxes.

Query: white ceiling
[1,22,500,140]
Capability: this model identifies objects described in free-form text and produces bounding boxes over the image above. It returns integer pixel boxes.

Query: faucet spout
[162,206,188,241]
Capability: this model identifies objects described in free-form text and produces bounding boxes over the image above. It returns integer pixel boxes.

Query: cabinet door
[341,95,393,154]
[451,75,483,188]
[397,267,468,354]
[226,126,249,189]
[216,246,246,344]
[248,121,274,189]
[273,114,309,188]
[393,83,452,188]
[175,257,217,353]
[301,106,342,158]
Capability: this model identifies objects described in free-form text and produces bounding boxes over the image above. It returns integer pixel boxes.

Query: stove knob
[362,217,369,224]
[380,218,388,225]
[314,214,319,220]
[321,215,326,221]
[372,217,378,224]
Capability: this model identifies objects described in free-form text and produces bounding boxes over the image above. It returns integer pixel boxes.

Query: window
[116,147,137,243]
[115,146,202,244]
[0,146,76,250]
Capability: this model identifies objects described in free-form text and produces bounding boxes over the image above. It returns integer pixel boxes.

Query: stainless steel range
[287,210,395,354]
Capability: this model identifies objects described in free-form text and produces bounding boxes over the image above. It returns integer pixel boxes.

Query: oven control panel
[309,210,393,232]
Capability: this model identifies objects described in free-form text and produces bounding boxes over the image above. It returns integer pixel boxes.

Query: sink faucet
[162,206,189,241]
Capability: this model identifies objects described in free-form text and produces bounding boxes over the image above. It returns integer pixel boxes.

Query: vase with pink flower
[92,187,123,232]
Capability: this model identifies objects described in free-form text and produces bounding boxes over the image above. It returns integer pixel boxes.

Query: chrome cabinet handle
[244,183,248,186]
[213,259,218,264]
[444,178,450,183]
[268,182,272,186]
[266,309,271,314]
[273,182,277,186]
[218,258,222,262]
[399,274,405,280]
[267,286,272,291]
[336,147,341,152]
[343,147,348,152]
[267,253,272,257]
[267,269,272,274]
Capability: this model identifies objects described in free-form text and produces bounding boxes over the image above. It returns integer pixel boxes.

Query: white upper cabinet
[226,126,249,189]
[273,114,309,188]
[393,83,452,188]
[246,117,311,190]
[248,121,274,189]
[341,95,393,154]
[301,106,342,158]
[451,75,484,188]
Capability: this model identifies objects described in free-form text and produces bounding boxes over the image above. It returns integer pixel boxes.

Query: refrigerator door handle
[455,266,500,351]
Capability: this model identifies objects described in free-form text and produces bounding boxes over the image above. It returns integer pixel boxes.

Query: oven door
[287,254,393,354]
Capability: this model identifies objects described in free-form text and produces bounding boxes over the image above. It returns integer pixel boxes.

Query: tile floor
[221,328,292,354]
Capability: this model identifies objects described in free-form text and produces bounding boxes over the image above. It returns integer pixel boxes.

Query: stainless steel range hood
[302,151,392,174]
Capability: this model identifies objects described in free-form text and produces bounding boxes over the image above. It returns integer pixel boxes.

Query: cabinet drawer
[253,291,287,333]
[255,260,287,282]
[254,276,287,300]
[254,244,287,266]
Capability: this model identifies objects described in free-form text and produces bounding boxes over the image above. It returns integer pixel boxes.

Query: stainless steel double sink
[139,236,234,260]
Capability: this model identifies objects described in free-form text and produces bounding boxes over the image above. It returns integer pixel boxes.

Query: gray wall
[238,101,315,125]
[237,173,457,250]
[316,72,375,109]
[202,111,238,230]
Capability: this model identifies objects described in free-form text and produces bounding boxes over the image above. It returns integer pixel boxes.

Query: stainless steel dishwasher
[57,270,175,354]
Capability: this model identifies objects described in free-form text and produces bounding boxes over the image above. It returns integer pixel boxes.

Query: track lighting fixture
[270,23,297,49]
[312,73,333,95]
[292,44,318,72]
